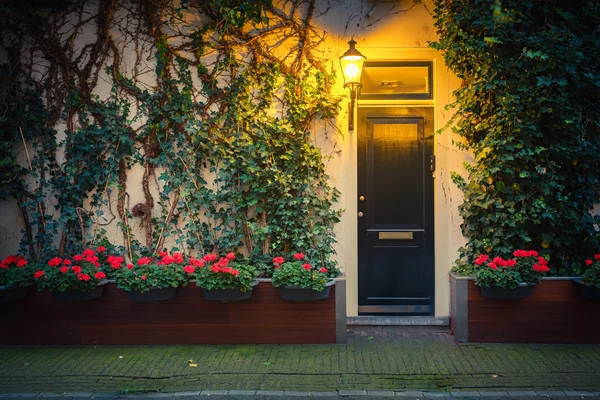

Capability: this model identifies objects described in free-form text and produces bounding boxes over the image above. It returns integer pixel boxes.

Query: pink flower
[77,273,91,281]
[319,267,327,273]
[95,271,106,280]
[48,257,62,267]
[60,266,69,274]
[183,265,196,274]
[203,253,218,262]
[141,275,147,281]
[586,259,593,266]
[273,256,285,265]
[474,254,489,265]
[302,263,311,271]
[137,257,152,266]
[226,252,236,260]
[72,266,82,274]
[293,253,305,260]
[96,246,107,253]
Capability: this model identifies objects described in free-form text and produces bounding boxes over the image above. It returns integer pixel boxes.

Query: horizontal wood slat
[0,283,336,345]
[467,280,600,343]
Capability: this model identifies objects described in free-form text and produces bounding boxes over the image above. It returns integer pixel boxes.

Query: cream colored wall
[0,0,468,318]
[314,0,467,317]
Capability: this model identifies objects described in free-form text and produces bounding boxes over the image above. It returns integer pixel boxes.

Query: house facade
[0,0,467,320]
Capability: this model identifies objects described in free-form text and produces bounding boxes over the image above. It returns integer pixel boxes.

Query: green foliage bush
[431,0,600,275]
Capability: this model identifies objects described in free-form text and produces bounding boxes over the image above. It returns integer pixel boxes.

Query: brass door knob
[358,211,364,217]
[359,196,365,201]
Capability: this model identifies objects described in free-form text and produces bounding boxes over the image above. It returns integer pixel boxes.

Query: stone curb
[1,390,599,398]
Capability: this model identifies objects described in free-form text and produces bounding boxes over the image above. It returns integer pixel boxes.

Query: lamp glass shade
[339,40,366,87]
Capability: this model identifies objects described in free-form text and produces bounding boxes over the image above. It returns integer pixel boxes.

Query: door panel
[358,107,434,315]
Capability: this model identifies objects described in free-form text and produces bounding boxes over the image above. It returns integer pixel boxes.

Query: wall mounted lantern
[339,38,366,131]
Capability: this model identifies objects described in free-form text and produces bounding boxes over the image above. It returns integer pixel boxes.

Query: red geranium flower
[141,275,147,281]
[474,254,489,265]
[226,252,236,260]
[189,257,205,267]
[231,269,239,276]
[302,263,311,270]
[319,267,327,273]
[173,252,184,264]
[210,264,221,273]
[72,266,82,274]
[586,259,593,266]
[533,264,550,273]
[48,257,62,267]
[73,255,83,262]
[34,270,44,279]
[183,265,196,274]
[126,263,134,270]
[293,253,305,260]
[16,258,28,267]
[137,257,152,266]
[273,256,285,265]
[82,249,96,257]
[77,273,91,281]
[62,259,72,265]
[96,246,107,253]
[203,253,218,262]
[595,254,600,260]
[59,266,69,274]
[95,271,106,280]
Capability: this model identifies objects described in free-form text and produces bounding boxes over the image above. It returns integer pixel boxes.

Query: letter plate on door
[379,232,413,240]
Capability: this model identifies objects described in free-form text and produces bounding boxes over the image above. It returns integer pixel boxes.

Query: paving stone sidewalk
[0,327,599,394]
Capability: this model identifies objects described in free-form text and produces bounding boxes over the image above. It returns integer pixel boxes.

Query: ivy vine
[0,0,343,276]
[431,0,600,275]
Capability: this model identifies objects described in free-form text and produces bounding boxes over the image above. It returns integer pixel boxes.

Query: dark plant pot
[0,283,32,304]
[51,281,107,302]
[279,280,335,302]
[126,287,179,303]
[201,281,259,302]
[479,283,535,300]
[573,278,600,300]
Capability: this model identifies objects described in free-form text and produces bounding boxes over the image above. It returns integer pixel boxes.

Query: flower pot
[479,282,535,300]
[573,278,600,300]
[279,280,335,302]
[0,283,32,303]
[51,281,107,302]
[201,281,259,302]
[126,287,179,303]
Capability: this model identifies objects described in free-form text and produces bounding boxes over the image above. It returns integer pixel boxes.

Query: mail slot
[379,232,413,240]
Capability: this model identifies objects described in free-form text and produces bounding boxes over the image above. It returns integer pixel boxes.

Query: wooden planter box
[0,279,346,345]
[450,272,600,343]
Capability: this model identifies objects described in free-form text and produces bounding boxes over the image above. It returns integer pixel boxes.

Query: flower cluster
[115,252,189,293]
[192,253,258,292]
[0,255,31,288]
[581,254,600,289]
[472,249,550,289]
[271,253,330,291]
[34,249,108,293]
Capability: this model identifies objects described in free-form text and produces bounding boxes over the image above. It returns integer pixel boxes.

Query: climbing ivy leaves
[432,0,600,275]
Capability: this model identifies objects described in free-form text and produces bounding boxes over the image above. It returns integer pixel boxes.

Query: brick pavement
[0,327,599,394]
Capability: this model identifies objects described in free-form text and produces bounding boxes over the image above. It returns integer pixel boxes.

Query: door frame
[356,106,435,315]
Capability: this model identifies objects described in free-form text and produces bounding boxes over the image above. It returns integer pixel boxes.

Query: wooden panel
[0,283,336,345]
[467,280,600,343]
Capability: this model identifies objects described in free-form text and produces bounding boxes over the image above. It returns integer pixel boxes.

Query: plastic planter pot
[0,283,32,304]
[126,286,179,303]
[573,279,600,300]
[479,282,535,300]
[279,280,335,302]
[51,281,108,302]
[201,280,259,302]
